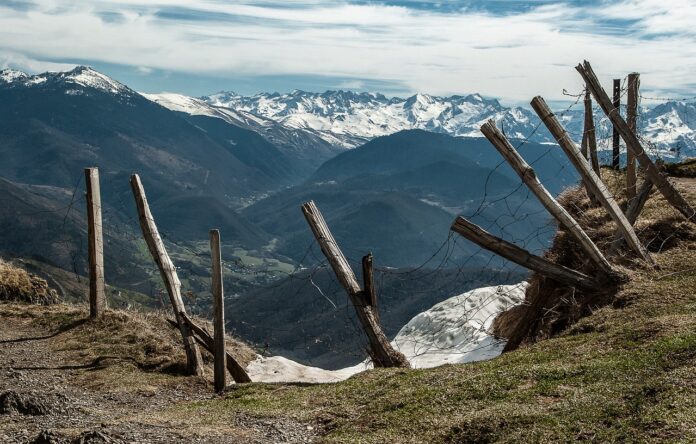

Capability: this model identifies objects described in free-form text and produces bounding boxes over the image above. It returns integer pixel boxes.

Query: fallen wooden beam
[530,96,655,267]
[576,60,696,222]
[480,120,616,277]
[302,201,409,368]
[451,217,598,290]
[174,313,252,383]
[130,174,204,377]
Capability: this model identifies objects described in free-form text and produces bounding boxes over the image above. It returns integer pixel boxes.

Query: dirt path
[0,305,316,443]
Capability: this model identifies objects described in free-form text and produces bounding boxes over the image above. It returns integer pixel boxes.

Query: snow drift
[246,282,527,383]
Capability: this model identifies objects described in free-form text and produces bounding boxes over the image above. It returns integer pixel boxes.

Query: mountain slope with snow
[203,89,696,158]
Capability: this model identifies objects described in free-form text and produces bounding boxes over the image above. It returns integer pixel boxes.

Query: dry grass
[0,258,59,305]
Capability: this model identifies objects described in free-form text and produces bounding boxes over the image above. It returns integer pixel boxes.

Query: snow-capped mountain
[0,66,134,98]
[203,89,696,158]
[205,90,542,148]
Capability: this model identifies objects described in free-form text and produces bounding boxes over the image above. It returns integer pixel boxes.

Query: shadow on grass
[0,318,87,344]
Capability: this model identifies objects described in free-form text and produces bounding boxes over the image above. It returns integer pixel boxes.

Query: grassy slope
[163,177,696,443]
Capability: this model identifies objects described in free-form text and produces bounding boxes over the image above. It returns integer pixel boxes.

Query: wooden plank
[584,89,602,176]
[167,316,252,383]
[530,96,655,266]
[85,167,106,318]
[362,254,378,322]
[576,61,696,221]
[612,79,621,170]
[451,217,598,290]
[301,201,409,368]
[129,174,204,377]
[210,229,226,392]
[626,73,640,200]
[480,121,616,277]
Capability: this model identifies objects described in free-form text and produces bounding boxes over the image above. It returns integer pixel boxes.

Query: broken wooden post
[210,229,226,392]
[451,217,598,290]
[166,314,251,383]
[612,79,621,170]
[301,201,409,368]
[626,73,640,200]
[85,167,106,318]
[609,179,654,254]
[362,254,378,322]
[584,89,602,177]
[576,60,696,222]
[530,96,655,266]
[130,174,204,377]
[480,120,615,276]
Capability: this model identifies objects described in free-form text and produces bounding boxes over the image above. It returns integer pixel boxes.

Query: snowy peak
[0,66,132,96]
[0,69,29,83]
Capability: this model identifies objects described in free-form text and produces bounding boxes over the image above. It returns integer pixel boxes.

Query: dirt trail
[0,305,316,443]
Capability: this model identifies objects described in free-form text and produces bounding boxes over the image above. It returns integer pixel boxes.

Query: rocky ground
[0,303,317,443]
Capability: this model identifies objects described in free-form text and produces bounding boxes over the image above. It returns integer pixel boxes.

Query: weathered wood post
[480,121,616,277]
[610,179,654,253]
[130,174,204,376]
[584,89,601,176]
[210,229,226,392]
[301,201,409,368]
[530,96,655,266]
[577,61,696,222]
[612,79,621,170]
[362,253,378,322]
[626,73,640,200]
[85,167,106,318]
[450,217,598,290]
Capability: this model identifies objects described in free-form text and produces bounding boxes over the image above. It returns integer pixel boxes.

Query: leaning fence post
[626,73,640,200]
[450,217,599,290]
[85,167,106,318]
[530,96,655,266]
[301,201,409,368]
[210,229,226,393]
[576,60,696,222]
[480,121,615,277]
[130,174,204,376]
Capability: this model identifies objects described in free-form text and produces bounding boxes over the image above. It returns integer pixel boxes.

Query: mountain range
[201,89,696,159]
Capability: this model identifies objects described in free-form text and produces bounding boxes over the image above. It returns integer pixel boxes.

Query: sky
[1,0,695,105]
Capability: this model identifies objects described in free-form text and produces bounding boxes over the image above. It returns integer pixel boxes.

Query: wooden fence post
[612,79,621,170]
[530,96,655,266]
[301,201,409,368]
[584,89,601,176]
[85,167,106,318]
[362,254,378,322]
[480,120,615,277]
[576,61,696,222]
[609,179,654,253]
[210,229,226,393]
[130,174,204,377]
[626,73,640,200]
[450,217,598,290]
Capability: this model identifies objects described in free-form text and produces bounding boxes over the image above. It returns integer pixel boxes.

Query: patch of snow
[244,282,527,384]
[0,69,28,83]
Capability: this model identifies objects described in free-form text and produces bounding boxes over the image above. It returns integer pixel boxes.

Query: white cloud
[0,0,695,101]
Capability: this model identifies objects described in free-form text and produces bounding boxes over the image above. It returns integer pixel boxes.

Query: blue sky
[1,0,695,105]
